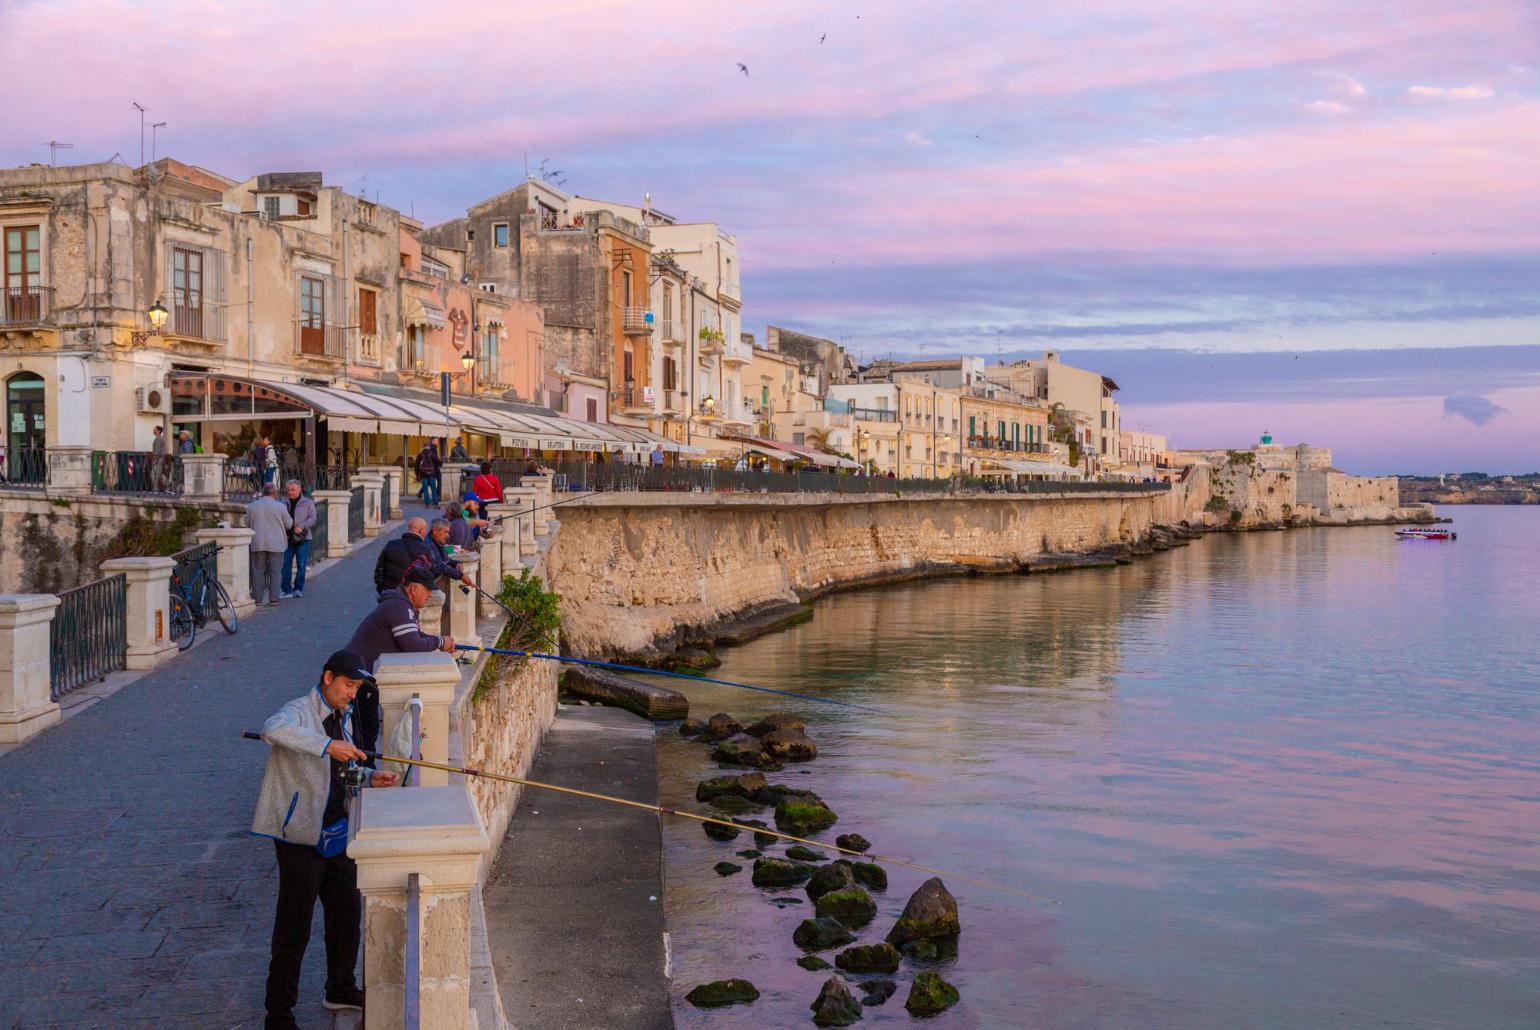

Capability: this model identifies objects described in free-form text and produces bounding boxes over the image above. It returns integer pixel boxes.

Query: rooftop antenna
[44,141,74,166]
[150,122,166,162]
[131,101,147,166]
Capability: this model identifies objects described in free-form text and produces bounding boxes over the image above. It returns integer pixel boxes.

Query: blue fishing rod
[455,642,885,714]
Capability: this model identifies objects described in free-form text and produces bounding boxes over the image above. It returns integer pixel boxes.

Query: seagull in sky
[737,62,749,76]
[820,32,827,43]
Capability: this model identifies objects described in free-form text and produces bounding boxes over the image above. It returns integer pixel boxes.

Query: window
[482,326,499,378]
[358,288,377,335]
[1101,411,1107,428]
[263,196,280,219]
[171,247,204,337]
[493,223,509,248]
[1013,423,1020,449]
[586,397,598,421]
[663,358,677,391]
[622,270,633,307]
[404,325,425,370]
[297,199,312,216]
[479,283,497,293]
[761,385,769,408]
[4,226,41,321]
[968,415,975,438]
[299,275,326,355]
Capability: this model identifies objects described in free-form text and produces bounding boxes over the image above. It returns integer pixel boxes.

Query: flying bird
[737,62,749,76]
[820,32,827,43]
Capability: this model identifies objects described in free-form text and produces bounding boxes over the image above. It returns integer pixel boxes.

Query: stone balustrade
[312,490,354,559]
[373,651,460,787]
[97,556,178,670]
[476,535,503,618]
[0,594,62,744]
[180,453,227,502]
[350,473,386,537]
[192,527,257,616]
[448,552,480,648]
[502,487,538,557]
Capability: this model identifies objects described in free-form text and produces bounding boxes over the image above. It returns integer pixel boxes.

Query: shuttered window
[358,288,377,334]
[165,243,227,340]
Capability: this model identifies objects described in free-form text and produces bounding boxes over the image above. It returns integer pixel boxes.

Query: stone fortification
[545,490,1166,659]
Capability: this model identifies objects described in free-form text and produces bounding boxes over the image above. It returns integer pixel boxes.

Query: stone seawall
[545,490,1167,659]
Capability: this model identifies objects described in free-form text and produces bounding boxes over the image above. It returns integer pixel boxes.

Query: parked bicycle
[168,555,239,651]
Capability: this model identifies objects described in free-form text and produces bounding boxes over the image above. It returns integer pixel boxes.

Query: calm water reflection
[658,507,1540,1028]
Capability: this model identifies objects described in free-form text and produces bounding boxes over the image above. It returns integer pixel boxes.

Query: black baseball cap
[322,649,375,683]
[402,563,438,588]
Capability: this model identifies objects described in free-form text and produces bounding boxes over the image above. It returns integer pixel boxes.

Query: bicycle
[168,556,239,651]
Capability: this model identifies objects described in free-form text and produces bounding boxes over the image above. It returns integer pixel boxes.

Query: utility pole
[132,102,147,166]
[151,122,166,162]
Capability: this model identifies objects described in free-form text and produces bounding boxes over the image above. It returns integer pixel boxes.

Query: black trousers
[265,839,361,1017]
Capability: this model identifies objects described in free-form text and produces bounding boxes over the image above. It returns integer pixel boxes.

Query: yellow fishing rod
[242,733,1053,904]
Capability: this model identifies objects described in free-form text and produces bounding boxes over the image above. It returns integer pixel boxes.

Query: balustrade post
[526,473,555,534]
[498,490,524,569]
[96,557,178,671]
[477,532,503,619]
[420,591,445,638]
[180,453,227,501]
[312,490,354,559]
[447,552,480,648]
[193,527,257,616]
[364,465,404,519]
[503,487,537,557]
[350,787,488,1030]
[372,652,460,786]
[44,445,93,498]
[0,595,62,744]
[351,473,386,537]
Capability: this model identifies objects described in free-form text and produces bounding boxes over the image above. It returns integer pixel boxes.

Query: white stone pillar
[351,473,386,537]
[419,591,445,637]
[503,487,537,556]
[366,465,405,519]
[499,490,524,570]
[0,595,62,744]
[372,651,460,786]
[350,786,488,1030]
[477,534,503,619]
[313,490,354,559]
[447,552,480,648]
[96,557,178,671]
[44,445,93,497]
[530,473,558,534]
[193,527,257,616]
[180,453,227,502]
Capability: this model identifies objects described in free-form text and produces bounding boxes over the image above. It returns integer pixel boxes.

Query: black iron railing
[0,446,46,488]
[91,451,183,496]
[348,486,365,539]
[50,574,127,700]
[309,499,329,563]
[171,542,220,622]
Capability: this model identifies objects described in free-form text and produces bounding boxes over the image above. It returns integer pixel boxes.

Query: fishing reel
[340,766,371,788]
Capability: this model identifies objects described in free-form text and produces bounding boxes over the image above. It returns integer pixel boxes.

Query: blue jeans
[422,474,440,507]
[282,540,310,594]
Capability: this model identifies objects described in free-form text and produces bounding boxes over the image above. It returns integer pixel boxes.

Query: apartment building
[986,351,1122,471]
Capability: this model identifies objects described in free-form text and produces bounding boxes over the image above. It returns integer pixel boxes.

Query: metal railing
[849,408,897,422]
[348,486,365,539]
[296,322,346,359]
[0,446,47,488]
[172,542,220,621]
[966,438,1048,454]
[2,285,51,326]
[404,872,422,1028]
[622,307,651,333]
[49,573,127,700]
[309,497,329,562]
[657,320,685,344]
[91,451,183,495]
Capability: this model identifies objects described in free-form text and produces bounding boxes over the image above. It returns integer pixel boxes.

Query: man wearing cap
[253,650,398,1029]
[343,563,456,754]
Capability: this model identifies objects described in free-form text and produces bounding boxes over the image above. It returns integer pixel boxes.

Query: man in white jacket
[252,650,397,1029]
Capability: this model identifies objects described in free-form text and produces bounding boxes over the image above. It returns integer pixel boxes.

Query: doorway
[5,371,45,481]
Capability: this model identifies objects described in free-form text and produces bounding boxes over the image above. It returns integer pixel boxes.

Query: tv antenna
[131,101,147,166]
[44,141,74,166]
[151,122,166,162]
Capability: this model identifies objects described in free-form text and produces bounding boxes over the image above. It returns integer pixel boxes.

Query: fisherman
[253,650,398,1029]
[373,517,471,598]
[343,563,456,753]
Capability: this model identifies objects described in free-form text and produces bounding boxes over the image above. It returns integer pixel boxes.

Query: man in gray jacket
[279,479,318,599]
[253,649,397,1028]
[247,482,292,607]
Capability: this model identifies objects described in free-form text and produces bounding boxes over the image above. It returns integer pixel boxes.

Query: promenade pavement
[0,509,424,1029]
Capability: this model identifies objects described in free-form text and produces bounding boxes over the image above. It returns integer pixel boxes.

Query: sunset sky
[3,0,1536,473]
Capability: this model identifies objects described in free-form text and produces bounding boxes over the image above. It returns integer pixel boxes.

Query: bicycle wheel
[208,578,239,635]
[168,593,197,651]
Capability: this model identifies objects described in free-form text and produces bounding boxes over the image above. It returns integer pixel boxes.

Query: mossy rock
[709,795,763,816]
[735,849,762,860]
[815,886,877,928]
[792,916,857,951]
[898,937,958,962]
[712,735,783,770]
[739,819,777,848]
[775,799,838,836]
[848,861,887,892]
[860,979,897,1007]
[797,954,832,971]
[785,845,824,862]
[885,878,959,945]
[752,857,815,888]
[703,713,744,741]
[703,820,741,842]
[752,783,824,807]
[834,942,901,974]
[835,833,871,853]
[904,971,959,1016]
[685,978,760,1008]
[745,712,805,737]
[762,728,818,762]
[810,977,862,1027]
[696,771,768,802]
[679,718,708,738]
[713,862,742,877]
[806,861,857,902]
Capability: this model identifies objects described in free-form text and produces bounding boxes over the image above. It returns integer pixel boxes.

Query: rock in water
[798,954,832,971]
[810,977,863,1027]
[704,712,744,741]
[712,735,782,770]
[815,886,877,928]
[679,718,707,738]
[709,795,762,816]
[885,877,960,946]
[860,979,897,1006]
[776,799,838,835]
[904,971,959,1016]
[703,820,741,842]
[685,979,760,1008]
[848,860,887,892]
[739,819,777,848]
[672,647,721,671]
[805,861,856,902]
[745,712,806,737]
[735,849,762,860]
[792,916,857,951]
[752,857,815,888]
[762,728,818,762]
[713,862,742,876]
[785,845,823,862]
[834,942,901,974]
[753,783,823,806]
[835,833,871,853]
[696,772,768,802]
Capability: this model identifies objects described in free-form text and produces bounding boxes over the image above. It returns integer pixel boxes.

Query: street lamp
[131,299,169,346]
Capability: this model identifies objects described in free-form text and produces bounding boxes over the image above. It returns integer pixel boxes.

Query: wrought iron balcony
[296,322,345,360]
[657,320,686,346]
[622,307,652,334]
[1,286,52,327]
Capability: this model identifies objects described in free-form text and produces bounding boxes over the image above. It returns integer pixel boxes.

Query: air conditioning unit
[137,385,169,414]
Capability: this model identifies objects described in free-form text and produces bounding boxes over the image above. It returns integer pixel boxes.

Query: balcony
[697,330,724,355]
[721,340,751,366]
[400,265,438,286]
[850,407,897,423]
[296,322,345,360]
[966,437,1048,454]
[660,389,683,416]
[620,385,653,415]
[622,307,652,335]
[657,320,685,347]
[2,286,52,328]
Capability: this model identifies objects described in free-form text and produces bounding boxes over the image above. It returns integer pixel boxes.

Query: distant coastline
[1400,481,1540,506]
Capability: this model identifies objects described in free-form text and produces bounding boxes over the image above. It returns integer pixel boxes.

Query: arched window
[6,372,45,452]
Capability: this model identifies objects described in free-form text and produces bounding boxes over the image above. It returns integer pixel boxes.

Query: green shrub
[103,505,210,559]
[473,568,562,703]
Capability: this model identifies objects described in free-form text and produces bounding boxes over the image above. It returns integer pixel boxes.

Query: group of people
[250,486,509,1027]
[246,480,319,604]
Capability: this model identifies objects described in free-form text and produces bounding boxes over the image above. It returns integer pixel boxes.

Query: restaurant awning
[402,299,448,329]
[982,457,1084,477]
[165,372,455,436]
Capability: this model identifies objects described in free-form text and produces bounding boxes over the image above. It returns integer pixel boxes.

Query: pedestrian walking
[280,480,317,599]
[471,460,503,507]
[151,425,172,492]
[247,482,292,606]
[252,650,398,1029]
[449,437,470,462]
[343,563,455,753]
[414,441,442,507]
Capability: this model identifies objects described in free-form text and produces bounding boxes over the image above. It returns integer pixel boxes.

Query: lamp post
[857,427,871,475]
[130,299,169,347]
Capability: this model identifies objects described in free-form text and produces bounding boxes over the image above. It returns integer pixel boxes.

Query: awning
[165,373,455,436]
[403,299,447,329]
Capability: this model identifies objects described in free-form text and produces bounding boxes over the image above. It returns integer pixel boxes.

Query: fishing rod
[240,732,1050,903]
[455,642,885,714]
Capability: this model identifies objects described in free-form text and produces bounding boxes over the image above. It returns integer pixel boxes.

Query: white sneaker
[279,592,293,599]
